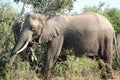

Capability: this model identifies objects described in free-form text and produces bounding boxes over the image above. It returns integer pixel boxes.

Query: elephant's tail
[113,33,120,66]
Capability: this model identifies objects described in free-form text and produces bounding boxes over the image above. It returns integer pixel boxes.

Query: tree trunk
[12,20,21,43]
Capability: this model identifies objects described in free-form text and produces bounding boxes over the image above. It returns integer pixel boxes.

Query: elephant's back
[63,12,115,54]
[81,12,114,30]
[68,12,115,39]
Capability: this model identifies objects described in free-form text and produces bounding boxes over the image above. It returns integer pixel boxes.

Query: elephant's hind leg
[104,37,114,79]
[98,42,107,78]
[98,37,114,79]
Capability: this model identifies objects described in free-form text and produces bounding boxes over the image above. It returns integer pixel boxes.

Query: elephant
[10,12,118,79]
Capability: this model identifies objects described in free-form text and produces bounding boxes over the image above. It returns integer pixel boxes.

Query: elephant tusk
[16,41,29,54]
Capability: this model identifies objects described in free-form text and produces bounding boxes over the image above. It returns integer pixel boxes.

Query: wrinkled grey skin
[10,12,116,79]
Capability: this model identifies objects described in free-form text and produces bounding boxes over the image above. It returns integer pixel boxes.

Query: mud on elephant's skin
[10,12,118,79]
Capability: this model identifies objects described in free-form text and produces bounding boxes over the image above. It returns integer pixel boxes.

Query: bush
[5,56,39,80]
[51,50,101,80]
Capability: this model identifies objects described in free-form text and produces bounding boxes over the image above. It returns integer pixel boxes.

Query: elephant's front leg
[42,35,64,79]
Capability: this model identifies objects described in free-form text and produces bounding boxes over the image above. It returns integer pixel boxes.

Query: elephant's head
[10,12,67,57]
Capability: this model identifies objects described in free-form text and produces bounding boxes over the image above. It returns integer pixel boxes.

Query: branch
[0,19,6,22]
[20,0,28,21]
[43,0,56,13]
[5,26,13,50]
[38,0,42,3]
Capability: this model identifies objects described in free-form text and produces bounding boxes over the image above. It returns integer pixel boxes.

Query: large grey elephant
[10,12,117,79]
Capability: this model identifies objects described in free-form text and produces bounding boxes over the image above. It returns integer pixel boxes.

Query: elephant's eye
[30,26,36,31]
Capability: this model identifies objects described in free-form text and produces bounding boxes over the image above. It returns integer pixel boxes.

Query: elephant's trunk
[9,33,29,65]
[10,37,27,57]
[10,31,32,57]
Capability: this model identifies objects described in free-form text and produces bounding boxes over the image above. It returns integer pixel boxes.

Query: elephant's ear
[39,16,67,43]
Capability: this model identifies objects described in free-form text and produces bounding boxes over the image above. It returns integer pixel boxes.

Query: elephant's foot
[106,64,115,79]
[41,68,51,80]
[101,71,115,79]
[98,59,115,79]
[42,73,51,80]
[107,72,115,79]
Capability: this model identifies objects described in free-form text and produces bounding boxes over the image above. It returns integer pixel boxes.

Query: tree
[0,2,19,79]
[14,0,76,13]
[0,2,18,53]
[104,8,120,34]
[82,2,105,13]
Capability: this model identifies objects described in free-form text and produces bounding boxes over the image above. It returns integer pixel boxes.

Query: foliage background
[0,0,120,80]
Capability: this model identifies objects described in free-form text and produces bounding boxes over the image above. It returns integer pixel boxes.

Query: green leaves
[104,8,120,34]
[0,2,18,52]
[83,2,105,13]
[30,47,38,62]
[14,0,76,13]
